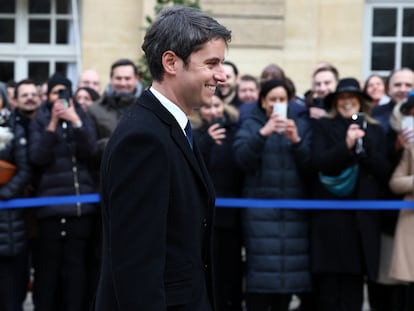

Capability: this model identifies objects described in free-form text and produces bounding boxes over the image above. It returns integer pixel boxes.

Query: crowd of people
[0,58,144,311]
[1,38,414,311]
[188,61,414,311]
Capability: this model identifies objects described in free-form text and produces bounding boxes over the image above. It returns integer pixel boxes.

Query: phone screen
[273,103,287,119]
[58,89,70,107]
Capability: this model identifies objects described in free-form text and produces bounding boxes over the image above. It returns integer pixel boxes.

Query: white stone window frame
[363,0,414,79]
[0,0,81,84]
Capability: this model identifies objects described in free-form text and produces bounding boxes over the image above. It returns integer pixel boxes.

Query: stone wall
[81,0,364,94]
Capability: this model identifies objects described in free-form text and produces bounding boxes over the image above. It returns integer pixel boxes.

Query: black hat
[324,78,372,109]
[47,73,72,97]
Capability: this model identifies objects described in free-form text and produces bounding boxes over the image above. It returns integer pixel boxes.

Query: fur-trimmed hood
[390,101,405,132]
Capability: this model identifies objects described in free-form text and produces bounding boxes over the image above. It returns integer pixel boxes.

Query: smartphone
[402,116,414,131]
[351,112,365,129]
[273,103,288,119]
[211,117,226,128]
[58,88,71,108]
[310,97,325,109]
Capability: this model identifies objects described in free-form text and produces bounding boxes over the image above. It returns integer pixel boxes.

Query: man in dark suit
[94,6,232,311]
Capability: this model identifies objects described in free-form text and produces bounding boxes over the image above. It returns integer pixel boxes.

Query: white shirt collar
[149,86,188,131]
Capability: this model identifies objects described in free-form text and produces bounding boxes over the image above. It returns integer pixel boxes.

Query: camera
[351,112,366,156]
[309,97,325,109]
[351,112,365,129]
[58,88,71,107]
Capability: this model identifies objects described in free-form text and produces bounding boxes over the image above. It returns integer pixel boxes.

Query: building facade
[0,0,413,94]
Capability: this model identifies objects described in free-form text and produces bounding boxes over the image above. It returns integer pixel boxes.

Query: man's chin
[22,108,36,114]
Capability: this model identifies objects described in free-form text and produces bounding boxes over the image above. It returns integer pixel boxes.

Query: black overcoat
[310,115,392,280]
[95,90,216,311]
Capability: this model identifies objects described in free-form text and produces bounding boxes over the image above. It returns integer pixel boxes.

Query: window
[0,62,15,82]
[364,1,414,78]
[0,0,81,86]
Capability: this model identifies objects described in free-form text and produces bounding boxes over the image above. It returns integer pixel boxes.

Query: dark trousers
[86,217,102,309]
[0,254,27,311]
[367,281,408,311]
[294,291,317,311]
[246,293,291,311]
[15,250,30,311]
[404,284,414,311]
[213,227,243,311]
[32,238,91,311]
[314,273,363,311]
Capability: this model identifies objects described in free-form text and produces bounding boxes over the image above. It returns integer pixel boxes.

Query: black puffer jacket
[0,113,31,256]
[233,104,312,293]
[29,102,98,219]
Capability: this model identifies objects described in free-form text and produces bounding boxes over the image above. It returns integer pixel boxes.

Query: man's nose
[214,66,226,83]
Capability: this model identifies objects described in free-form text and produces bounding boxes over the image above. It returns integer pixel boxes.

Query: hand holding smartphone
[402,116,414,131]
[401,116,414,143]
[273,103,287,119]
[273,103,288,133]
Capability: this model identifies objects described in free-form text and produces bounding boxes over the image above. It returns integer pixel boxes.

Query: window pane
[57,0,71,14]
[373,8,396,36]
[0,62,14,83]
[402,43,414,69]
[56,20,69,44]
[403,9,414,37]
[0,19,15,43]
[0,0,16,13]
[371,43,395,70]
[29,20,50,43]
[29,62,49,85]
[56,62,68,76]
[29,0,51,14]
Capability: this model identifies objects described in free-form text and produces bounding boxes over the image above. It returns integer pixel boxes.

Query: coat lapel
[140,90,213,195]
[170,125,206,185]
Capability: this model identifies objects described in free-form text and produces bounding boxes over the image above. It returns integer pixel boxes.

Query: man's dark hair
[223,60,239,77]
[110,59,139,77]
[6,80,16,88]
[14,79,37,99]
[312,65,339,82]
[239,74,259,88]
[142,6,232,82]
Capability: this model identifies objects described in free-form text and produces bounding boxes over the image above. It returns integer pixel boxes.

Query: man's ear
[162,51,178,75]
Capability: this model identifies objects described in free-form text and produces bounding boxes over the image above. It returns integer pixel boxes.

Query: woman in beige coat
[389,144,414,282]
[388,93,414,309]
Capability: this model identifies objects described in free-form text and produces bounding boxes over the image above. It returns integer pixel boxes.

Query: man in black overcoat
[94,6,232,311]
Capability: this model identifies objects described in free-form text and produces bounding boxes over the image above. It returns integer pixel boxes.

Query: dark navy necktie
[184,120,193,149]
